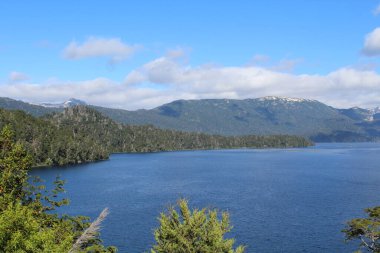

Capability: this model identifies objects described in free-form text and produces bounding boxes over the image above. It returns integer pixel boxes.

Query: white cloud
[373,4,380,15]
[8,71,29,82]
[350,61,378,71]
[247,54,302,72]
[165,48,189,59]
[3,55,380,110]
[124,55,380,108]
[63,37,139,63]
[362,28,380,56]
[270,58,303,72]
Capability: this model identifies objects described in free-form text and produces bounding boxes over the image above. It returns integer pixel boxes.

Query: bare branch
[360,235,375,251]
[69,208,109,253]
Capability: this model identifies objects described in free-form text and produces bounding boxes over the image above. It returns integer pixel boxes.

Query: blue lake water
[30,143,380,252]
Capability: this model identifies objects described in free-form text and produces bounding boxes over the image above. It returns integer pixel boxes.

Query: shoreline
[31,143,315,169]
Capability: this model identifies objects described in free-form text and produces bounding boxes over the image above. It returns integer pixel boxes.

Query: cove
[30,143,380,252]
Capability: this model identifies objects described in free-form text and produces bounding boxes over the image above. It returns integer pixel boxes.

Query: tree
[0,125,116,252]
[0,202,74,252]
[0,125,32,209]
[343,206,380,252]
[151,199,245,253]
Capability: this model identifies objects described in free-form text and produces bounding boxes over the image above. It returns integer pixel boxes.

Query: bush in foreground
[0,125,116,252]
[343,207,380,253]
[151,199,245,253]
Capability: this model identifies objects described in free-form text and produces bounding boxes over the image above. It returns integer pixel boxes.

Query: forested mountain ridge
[2,96,380,142]
[92,97,380,141]
[0,108,109,166]
[0,106,312,167]
[0,97,61,116]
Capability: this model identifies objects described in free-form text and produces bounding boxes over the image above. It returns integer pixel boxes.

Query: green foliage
[0,125,116,252]
[0,106,312,167]
[0,202,74,252]
[343,206,380,252]
[0,125,32,207]
[2,96,380,142]
[0,97,61,116]
[151,199,245,253]
[93,98,368,141]
[0,108,109,166]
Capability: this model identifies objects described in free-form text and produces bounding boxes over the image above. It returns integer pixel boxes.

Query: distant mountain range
[0,106,311,166]
[1,96,380,142]
[38,98,86,108]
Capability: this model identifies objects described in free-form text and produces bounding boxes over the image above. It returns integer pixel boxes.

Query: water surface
[31,143,380,252]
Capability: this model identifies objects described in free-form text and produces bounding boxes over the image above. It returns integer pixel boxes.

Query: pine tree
[151,199,245,253]
[0,125,116,252]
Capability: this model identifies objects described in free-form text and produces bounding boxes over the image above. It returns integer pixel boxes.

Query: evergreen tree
[151,199,245,253]
[0,125,32,206]
[0,107,312,167]
[0,125,116,252]
[343,206,380,252]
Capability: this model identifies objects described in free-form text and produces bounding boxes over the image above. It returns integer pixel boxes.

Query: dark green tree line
[0,106,313,167]
[0,125,116,252]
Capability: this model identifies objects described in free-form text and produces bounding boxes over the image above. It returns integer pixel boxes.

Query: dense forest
[3,96,379,142]
[0,106,313,167]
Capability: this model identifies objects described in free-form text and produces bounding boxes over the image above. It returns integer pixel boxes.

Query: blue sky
[1,1,380,109]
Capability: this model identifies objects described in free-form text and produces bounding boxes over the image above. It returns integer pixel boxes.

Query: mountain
[92,96,371,141]
[0,97,61,116]
[1,96,380,142]
[39,98,86,108]
[0,97,86,116]
[338,106,380,122]
[0,106,311,166]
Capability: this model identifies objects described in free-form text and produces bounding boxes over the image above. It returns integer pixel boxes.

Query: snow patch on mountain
[365,107,380,121]
[257,96,316,103]
[39,98,86,108]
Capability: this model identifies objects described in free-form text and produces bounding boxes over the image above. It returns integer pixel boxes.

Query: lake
[30,143,380,252]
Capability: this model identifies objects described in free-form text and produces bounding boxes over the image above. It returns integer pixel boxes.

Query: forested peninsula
[0,106,313,167]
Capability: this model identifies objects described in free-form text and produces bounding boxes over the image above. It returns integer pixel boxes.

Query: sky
[1,0,380,109]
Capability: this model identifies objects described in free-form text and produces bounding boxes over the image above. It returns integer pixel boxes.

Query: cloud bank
[362,28,380,56]
[63,37,139,63]
[2,53,380,110]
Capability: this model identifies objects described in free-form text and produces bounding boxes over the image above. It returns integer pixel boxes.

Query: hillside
[0,108,109,166]
[2,96,379,142]
[0,97,61,116]
[0,106,312,166]
[93,97,370,141]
